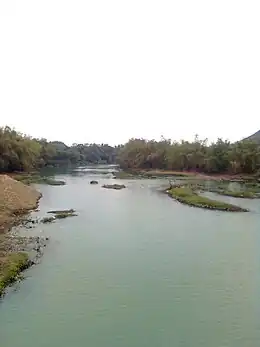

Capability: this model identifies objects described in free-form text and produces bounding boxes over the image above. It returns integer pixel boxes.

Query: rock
[90,180,98,184]
[41,216,55,223]
[47,209,75,214]
[54,212,77,219]
[102,184,126,190]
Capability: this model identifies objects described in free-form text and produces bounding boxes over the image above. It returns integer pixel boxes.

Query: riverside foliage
[117,136,260,175]
[0,126,118,172]
[1,126,260,175]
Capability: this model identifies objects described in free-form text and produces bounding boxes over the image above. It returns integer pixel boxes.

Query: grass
[113,170,198,180]
[14,174,65,186]
[41,178,65,186]
[55,212,77,219]
[137,170,196,178]
[168,187,248,212]
[112,171,135,179]
[47,209,75,214]
[244,183,260,193]
[0,252,29,296]
[194,181,260,199]
[218,190,257,199]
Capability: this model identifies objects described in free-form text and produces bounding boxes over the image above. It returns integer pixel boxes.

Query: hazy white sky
[0,1,259,145]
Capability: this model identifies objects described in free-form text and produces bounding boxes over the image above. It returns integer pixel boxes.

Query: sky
[0,1,259,146]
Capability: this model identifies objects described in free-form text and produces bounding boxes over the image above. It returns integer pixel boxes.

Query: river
[0,168,259,346]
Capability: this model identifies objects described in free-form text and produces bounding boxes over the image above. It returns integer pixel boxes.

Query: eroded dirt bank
[0,175,47,296]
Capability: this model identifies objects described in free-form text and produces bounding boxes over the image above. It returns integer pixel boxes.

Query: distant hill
[243,130,260,142]
[50,141,69,150]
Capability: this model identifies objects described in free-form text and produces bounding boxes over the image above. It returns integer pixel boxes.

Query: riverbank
[10,172,65,186]
[114,169,260,182]
[0,175,46,296]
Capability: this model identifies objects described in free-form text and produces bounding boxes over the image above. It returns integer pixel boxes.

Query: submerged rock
[41,216,55,223]
[102,184,126,190]
[47,209,75,214]
[54,212,77,219]
[41,209,77,223]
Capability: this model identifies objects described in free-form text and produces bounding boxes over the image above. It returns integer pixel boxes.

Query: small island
[167,186,248,212]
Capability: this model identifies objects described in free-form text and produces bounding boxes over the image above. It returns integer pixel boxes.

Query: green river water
[0,168,259,346]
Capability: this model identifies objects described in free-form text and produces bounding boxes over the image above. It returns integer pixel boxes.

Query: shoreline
[115,169,259,182]
[0,212,48,297]
[136,169,259,181]
[0,175,47,297]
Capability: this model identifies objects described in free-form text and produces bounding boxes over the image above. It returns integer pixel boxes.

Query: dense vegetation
[117,136,260,175]
[1,126,260,175]
[0,126,118,172]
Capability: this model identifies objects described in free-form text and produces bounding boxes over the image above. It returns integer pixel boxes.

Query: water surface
[0,170,259,346]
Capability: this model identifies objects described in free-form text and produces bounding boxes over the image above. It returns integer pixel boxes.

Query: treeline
[1,126,260,175]
[0,126,118,172]
[117,136,260,174]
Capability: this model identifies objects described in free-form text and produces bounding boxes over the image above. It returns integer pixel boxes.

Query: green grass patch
[244,183,260,193]
[14,174,65,186]
[218,190,257,199]
[193,181,260,199]
[40,178,65,186]
[0,252,29,296]
[112,171,135,179]
[139,170,195,178]
[168,187,248,212]
[54,212,77,219]
[47,209,75,214]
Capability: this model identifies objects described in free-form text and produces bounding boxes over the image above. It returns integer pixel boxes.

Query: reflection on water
[0,167,259,347]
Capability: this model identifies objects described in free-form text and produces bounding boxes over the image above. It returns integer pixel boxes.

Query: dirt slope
[0,175,41,232]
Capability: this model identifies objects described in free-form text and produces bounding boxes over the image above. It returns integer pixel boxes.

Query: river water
[0,168,259,346]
